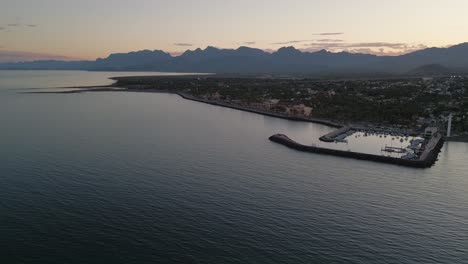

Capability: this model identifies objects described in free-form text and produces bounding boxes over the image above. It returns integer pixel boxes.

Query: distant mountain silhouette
[2,42,468,75]
[90,50,172,71]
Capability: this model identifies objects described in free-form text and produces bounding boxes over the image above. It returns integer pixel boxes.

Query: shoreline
[24,86,465,159]
[27,86,344,128]
[175,92,343,128]
[24,85,452,167]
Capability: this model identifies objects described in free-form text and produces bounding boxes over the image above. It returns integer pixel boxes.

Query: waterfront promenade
[176,92,343,128]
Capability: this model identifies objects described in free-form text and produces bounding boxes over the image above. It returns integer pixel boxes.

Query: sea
[1,71,467,264]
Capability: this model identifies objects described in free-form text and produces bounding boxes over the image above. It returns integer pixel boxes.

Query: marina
[270,131,443,168]
[273,126,444,167]
[176,89,444,166]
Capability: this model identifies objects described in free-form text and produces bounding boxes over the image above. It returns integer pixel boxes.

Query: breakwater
[269,134,444,168]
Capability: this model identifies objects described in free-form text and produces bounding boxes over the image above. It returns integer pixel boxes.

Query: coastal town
[113,75,468,140]
[101,74,467,167]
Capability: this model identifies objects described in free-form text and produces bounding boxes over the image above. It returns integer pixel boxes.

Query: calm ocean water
[1,71,467,263]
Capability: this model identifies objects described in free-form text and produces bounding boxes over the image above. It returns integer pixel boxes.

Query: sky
[1,0,468,62]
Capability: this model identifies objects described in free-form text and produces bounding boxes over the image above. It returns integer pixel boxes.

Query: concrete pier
[447,113,453,137]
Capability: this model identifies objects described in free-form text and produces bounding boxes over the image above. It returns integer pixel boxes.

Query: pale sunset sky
[1,0,468,62]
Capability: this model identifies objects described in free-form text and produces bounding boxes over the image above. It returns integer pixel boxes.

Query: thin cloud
[343,48,427,56]
[272,38,345,45]
[271,40,313,45]
[174,43,193,47]
[314,32,344,36]
[262,48,276,53]
[304,42,426,49]
[302,42,428,56]
[244,41,256,45]
[169,51,184,56]
[316,39,343,42]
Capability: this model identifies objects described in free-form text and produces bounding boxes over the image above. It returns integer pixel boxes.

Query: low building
[424,127,438,138]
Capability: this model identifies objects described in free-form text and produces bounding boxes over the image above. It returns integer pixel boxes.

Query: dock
[319,126,351,142]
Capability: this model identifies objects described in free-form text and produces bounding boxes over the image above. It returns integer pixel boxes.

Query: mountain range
[1,43,468,75]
